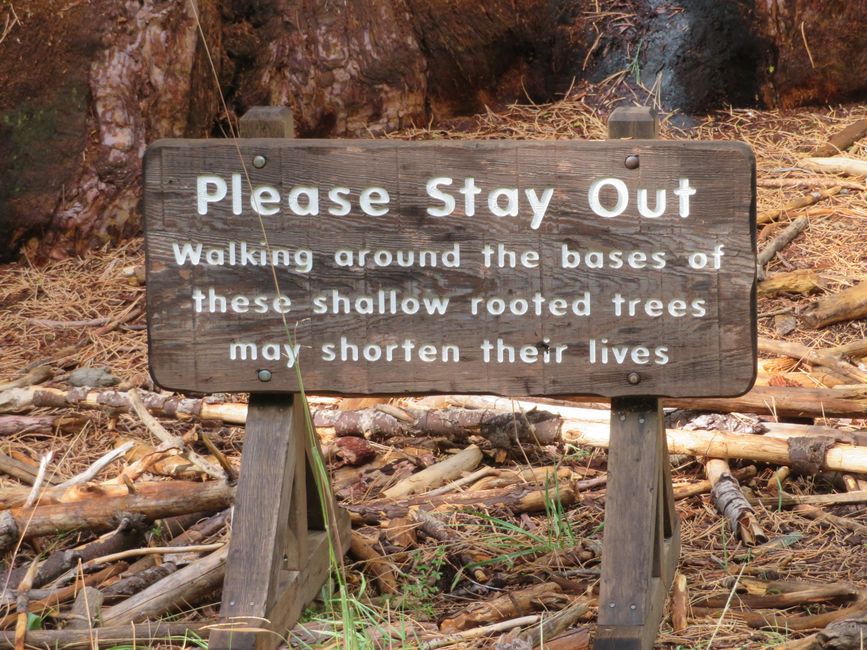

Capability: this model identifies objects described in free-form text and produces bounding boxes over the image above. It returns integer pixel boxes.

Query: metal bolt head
[257,369,272,382]
[630,603,637,610]
[253,154,267,168]
[608,602,616,608]
[627,371,641,385]
[624,154,639,169]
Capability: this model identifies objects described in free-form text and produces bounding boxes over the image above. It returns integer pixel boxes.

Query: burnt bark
[1,0,865,259]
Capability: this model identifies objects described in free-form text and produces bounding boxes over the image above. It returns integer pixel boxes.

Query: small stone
[773,314,798,336]
[69,367,120,387]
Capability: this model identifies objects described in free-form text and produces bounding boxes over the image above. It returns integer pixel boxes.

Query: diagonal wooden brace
[209,393,349,650]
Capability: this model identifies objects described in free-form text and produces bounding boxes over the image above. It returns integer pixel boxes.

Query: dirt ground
[0,90,866,649]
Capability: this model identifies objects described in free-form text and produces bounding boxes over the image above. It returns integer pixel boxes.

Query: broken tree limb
[0,563,128,629]
[350,481,583,521]
[103,509,230,600]
[318,405,563,447]
[792,504,867,537]
[801,282,867,329]
[757,216,808,279]
[671,573,689,633]
[759,337,867,384]
[439,582,567,633]
[705,458,768,545]
[798,157,867,177]
[0,415,85,436]
[758,270,824,297]
[100,544,228,627]
[348,529,398,594]
[3,514,148,595]
[127,388,226,481]
[419,395,867,472]
[663,385,867,418]
[672,465,757,501]
[812,118,867,157]
[382,444,482,499]
[0,623,213,650]
[759,177,866,190]
[0,481,233,550]
[0,479,228,510]
[0,386,247,423]
[0,367,54,393]
[0,453,56,487]
[749,490,867,508]
[757,186,842,225]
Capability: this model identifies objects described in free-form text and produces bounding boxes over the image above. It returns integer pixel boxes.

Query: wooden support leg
[209,393,349,650]
[593,397,681,650]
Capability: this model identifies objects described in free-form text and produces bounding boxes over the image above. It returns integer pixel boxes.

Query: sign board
[144,139,756,397]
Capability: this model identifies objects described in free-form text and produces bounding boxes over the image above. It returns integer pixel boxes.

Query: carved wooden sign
[144,139,756,397]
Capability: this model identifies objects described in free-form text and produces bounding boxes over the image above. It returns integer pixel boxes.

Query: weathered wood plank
[144,139,756,398]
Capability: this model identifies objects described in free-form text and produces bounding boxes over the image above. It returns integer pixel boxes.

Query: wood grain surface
[144,139,756,397]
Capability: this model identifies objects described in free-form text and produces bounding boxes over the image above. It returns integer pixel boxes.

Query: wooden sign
[144,139,756,397]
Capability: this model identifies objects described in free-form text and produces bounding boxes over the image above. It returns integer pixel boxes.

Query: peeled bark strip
[705,458,768,545]
[0,481,232,550]
[802,283,867,329]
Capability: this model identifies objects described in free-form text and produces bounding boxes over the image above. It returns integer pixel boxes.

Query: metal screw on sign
[257,369,272,382]
[253,154,267,168]
[624,154,640,169]
[628,371,641,385]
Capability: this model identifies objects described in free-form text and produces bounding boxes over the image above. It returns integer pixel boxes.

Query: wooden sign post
[144,106,756,649]
[594,107,680,650]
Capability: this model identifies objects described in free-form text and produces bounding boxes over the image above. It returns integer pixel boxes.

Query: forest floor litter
[1,84,866,649]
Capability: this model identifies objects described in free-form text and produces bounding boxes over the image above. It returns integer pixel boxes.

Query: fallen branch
[757,177,865,191]
[0,481,233,550]
[759,337,867,385]
[439,582,567,632]
[101,545,228,627]
[758,270,823,297]
[801,282,867,329]
[0,622,214,649]
[757,216,808,279]
[812,119,867,157]
[0,367,53,393]
[349,529,398,594]
[798,157,867,177]
[757,187,841,225]
[127,389,226,481]
[383,444,482,499]
[419,395,867,473]
[778,611,867,650]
